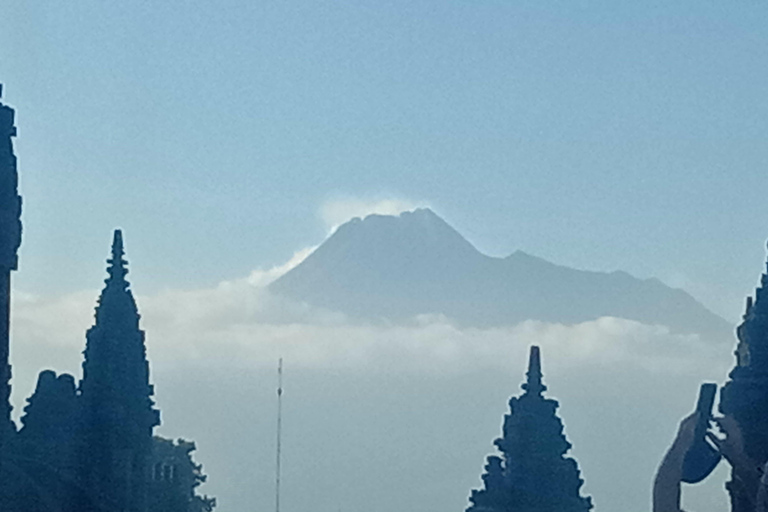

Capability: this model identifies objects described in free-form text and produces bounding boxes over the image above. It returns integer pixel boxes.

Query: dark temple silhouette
[0,88,215,512]
[720,243,768,512]
[0,82,22,461]
[466,346,593,512]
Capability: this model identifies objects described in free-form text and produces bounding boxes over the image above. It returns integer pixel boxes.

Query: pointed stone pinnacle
[112,229,123,256]
[106,229,129,287]
[522,345,547,395]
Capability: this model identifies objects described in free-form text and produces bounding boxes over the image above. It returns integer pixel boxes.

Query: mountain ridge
[270,209,732,341]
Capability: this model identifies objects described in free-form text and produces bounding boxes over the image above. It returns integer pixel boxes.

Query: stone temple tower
[467,346,592,512]
[720,242,768,512]
[78,230,160,511]
[0,84,22,451]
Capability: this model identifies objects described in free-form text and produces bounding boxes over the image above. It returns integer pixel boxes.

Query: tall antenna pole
[275,358,283,512]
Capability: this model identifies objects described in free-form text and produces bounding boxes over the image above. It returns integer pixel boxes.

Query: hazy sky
[3,3,768,512]
[2,1,768,319]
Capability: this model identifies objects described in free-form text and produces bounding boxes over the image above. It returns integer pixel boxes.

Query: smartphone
[694,382,717,439]
[681,382,722,484]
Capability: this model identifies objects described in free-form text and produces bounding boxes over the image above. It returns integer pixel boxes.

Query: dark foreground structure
[0,83,22,465]
[467,346,592,512]
[720,245,768,512]
[0,89,215,511]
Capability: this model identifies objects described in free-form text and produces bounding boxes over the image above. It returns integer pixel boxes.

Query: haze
[3,2,768,512]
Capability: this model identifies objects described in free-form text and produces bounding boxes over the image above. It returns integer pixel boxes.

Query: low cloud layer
[7,244,739,512]
[11,273,727,380]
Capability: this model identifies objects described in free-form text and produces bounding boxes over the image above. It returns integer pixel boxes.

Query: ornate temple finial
[521,345,547,395]
[87,231,149,368]
[94,229,139,326]
[105,229,129,288]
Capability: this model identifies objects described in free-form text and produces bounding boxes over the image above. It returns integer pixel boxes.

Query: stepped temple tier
[720,242,768,512]
[466,346,592,512]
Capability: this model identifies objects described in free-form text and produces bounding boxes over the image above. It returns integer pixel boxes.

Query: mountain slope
[270,209,732,340]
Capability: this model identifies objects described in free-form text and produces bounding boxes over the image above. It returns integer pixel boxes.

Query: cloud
[244,245,317,287]
[319,197,428,233]
[11,278,729,379]
[8,261,737,512]
[9,225,734,401]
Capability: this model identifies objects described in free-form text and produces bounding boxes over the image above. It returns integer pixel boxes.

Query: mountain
[270,208,732,340]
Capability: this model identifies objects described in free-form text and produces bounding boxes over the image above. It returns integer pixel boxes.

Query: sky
[2,1,768,318]
[3,1,768,511]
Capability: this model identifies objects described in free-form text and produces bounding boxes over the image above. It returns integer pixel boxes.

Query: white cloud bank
[8,192,733,424]
[10,269,729,381]
[8,274,734,512]
[244,245,318,288]
[8,257,737,512]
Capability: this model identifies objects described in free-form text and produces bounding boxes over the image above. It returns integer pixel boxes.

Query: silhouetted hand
[670,412,699,457]
[709,415,761,508]
[708,416,747,468]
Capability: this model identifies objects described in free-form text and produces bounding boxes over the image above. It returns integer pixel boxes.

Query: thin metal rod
[275,358,283,512]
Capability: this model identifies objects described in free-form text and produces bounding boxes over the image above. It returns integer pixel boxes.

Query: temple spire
[467,346,592,512]
[720,238,768,512]
[80,229,158,511]
[106,229,129,289]
[522,345,547,396]
[94,229,139,327]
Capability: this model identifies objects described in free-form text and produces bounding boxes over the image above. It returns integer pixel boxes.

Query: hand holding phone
[681,383,722,484]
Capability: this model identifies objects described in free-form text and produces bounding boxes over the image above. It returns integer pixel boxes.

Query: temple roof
[93,230,140,329]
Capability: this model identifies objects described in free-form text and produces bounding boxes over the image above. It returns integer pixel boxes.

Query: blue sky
[3,1,768,317]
